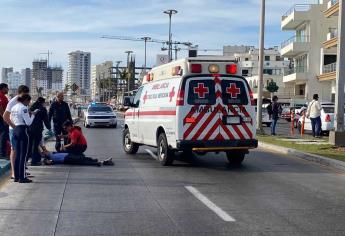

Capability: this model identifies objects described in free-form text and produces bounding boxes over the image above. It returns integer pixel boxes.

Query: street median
[258,135,345,171]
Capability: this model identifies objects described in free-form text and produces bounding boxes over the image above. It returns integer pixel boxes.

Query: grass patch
[258,135,345,162]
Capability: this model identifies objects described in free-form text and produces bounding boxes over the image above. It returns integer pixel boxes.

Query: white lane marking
[145,149,158,160]
[185,186,236,222]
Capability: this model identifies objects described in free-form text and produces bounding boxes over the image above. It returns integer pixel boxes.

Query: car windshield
[88,106,112,112]
[322,107,334,113]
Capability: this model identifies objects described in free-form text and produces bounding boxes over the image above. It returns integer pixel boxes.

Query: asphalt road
[0,118,344,236]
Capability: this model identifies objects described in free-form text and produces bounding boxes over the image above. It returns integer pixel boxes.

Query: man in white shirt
[3,85,30,179]
[306,94,322,138]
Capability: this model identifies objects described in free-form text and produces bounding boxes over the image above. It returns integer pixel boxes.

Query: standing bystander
[267,96,282,136]
[306,94,322,138]
[48,92,72,152]
[3,85,30,179]
[0,83,9,159]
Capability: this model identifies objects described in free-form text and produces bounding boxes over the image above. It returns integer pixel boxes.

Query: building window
[263,69,273,75]
[265,56,270,61]
[276,56,281,61]
[245,58,249,61]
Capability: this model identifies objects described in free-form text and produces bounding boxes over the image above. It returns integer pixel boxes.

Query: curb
[259,141,345,171]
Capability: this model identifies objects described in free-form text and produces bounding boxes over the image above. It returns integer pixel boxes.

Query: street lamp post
[141,37,151,72]
[164,9,178,62]
[330,0,345,145]
[125,51,133,93]
[256,0,265,134]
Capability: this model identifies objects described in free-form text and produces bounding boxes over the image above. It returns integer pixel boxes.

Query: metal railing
[281,35,310,48]
[284,66,307,76]
[323,62,337,73]
[328,28,338,39]
[282,4,313,20]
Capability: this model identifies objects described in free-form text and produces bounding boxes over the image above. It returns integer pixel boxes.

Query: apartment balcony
[283,67,308,83]
[317,62,337,81]
[281,4,312,30]
[281,36,310,57]
[324,0,339,18]
[323,28,338,49]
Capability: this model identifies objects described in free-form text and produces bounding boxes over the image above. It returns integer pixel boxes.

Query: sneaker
[96,162,102,167]
[102,158,114,166]
[19,178,33,183]
[43,159,53,165]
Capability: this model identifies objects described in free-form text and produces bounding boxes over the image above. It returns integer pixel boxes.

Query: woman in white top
[11,94,37,183]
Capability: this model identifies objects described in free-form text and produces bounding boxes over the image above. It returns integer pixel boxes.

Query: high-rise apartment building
[7,71,23,95]
[21,68,31,87]
[67,51,91,96]
[1,67,13,84]
[91,61,113,101]
[280,1,337,102]
[50,67,63,92]
[32,60,48,96]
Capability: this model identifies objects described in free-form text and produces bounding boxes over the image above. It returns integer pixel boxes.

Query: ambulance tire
[123,128,139,154]
[226,152,245,166]
[157,133,174,166]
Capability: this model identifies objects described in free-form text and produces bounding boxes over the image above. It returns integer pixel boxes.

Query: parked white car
[255,106,272,127]
[84,104,117,128]
[297,102,344,135]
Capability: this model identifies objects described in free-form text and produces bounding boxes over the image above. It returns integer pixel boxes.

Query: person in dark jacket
[48,92,72,152]
[267,96,282,136]
[29,97,51,165]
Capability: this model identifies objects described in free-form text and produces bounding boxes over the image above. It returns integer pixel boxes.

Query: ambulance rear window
[221,80,249,105]
[187,80,216,105]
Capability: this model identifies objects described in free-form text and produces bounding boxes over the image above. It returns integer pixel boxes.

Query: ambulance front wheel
[157,133,174,166]
[123,128,139,154]
[226,152,245,166]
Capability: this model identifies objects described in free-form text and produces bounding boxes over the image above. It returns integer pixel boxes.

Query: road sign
[71,83,79,92]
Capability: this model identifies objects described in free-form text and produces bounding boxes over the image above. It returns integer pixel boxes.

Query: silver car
[84,105,117,128]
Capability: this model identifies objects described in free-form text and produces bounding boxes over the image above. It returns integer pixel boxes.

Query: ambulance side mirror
[123,96,134,107]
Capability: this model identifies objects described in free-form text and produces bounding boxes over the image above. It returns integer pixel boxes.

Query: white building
[67,51,91,96]
[280,1,338,102]
[7,72,23,95]
[223,45,292,102]
[91,61,113,101]
[21,68,31,88]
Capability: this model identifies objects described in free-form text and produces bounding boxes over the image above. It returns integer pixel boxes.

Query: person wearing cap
[306,94,322,138]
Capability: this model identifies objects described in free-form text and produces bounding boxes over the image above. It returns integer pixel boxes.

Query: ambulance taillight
[249,89,255,106]
[176,89,185,106]
[226,64,237,74]
[191,64,202,73]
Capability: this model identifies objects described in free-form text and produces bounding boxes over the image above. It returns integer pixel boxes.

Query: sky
[0,0,316,71]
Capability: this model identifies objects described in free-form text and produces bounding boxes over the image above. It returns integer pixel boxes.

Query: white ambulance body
[123,57,257,166]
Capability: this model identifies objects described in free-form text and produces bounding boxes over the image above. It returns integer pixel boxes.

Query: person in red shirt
[60,120,87,155]
[0,83,9,158]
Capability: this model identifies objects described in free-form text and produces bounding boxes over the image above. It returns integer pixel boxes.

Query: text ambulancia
[123,57,258,166]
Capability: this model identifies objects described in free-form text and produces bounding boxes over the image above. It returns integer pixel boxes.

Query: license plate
[224,116,241,125]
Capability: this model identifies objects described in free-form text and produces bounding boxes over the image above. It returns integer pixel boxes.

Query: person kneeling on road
[59,120,87,155]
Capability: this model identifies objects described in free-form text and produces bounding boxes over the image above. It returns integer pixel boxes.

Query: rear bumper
[176,139,258,152]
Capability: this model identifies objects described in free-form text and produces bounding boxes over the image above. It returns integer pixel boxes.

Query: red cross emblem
[169,87,175,102]
[226,83,240,98]
[193,83,209,98]
[143,91,148,104]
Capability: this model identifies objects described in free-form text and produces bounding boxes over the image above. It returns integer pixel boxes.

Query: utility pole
[330,0,345,145]
[125,51,133,93]
[164,9,178,62]
[115,61,121,106]
[141,37,151,72]
[256,0,265,134]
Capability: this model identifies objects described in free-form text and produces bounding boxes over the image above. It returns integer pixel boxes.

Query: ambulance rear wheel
[226,152,245,166]
[123,128,139,154]
[157,133,174,166]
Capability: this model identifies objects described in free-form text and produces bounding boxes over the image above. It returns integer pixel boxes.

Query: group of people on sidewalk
[0,84,113,184]
[267,93,323,138]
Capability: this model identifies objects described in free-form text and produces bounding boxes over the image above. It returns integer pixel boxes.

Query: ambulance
[123,57,258,166]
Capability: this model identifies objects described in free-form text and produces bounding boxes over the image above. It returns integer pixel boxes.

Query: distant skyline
[0,0,316,71]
